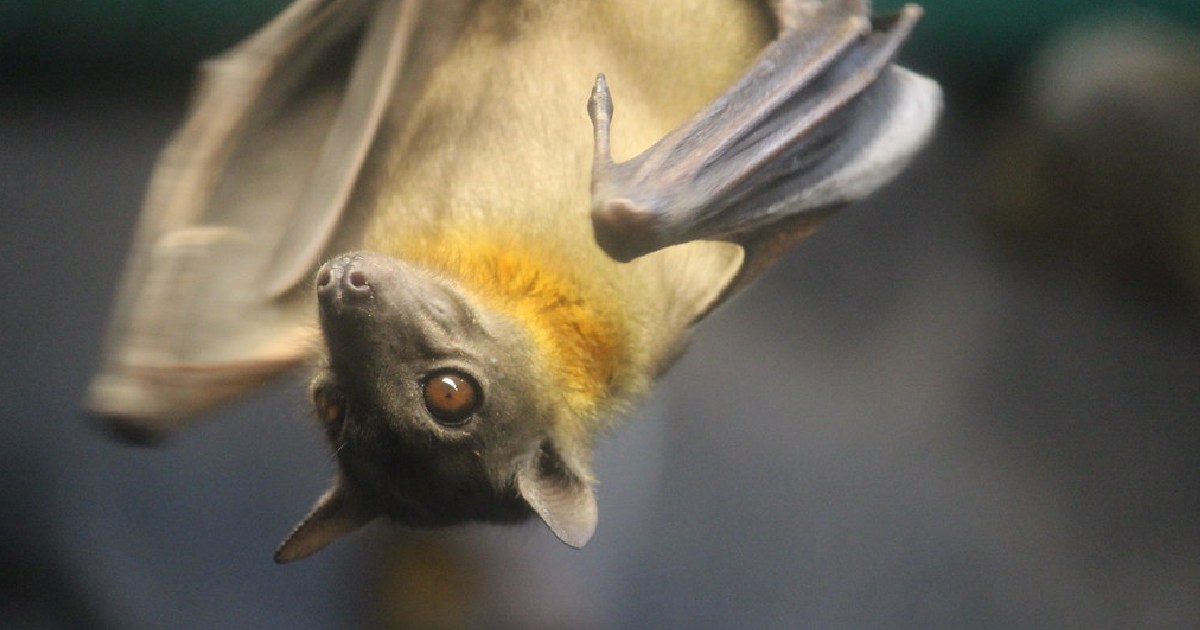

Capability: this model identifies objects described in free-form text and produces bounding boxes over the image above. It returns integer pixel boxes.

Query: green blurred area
[2,1,1198,86]
[0,0,290,77]
[879,0,1200,83]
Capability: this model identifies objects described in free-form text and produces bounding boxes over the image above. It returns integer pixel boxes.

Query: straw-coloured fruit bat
[86,0,941,562]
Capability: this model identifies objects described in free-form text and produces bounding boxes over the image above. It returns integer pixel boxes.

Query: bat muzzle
[316,254,379,307]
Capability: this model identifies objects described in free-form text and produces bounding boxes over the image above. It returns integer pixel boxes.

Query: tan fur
[363,0,769,436]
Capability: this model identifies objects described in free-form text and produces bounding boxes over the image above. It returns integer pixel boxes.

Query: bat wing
[87,0,470,440]
[587,0,942,316]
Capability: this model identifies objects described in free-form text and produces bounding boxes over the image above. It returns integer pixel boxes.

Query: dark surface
[3,57,1199,630]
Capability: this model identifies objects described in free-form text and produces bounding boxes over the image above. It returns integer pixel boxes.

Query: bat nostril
[315,259,372,304]
[347,270,369,289]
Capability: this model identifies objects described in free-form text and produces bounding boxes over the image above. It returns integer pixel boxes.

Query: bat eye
[422,370,480,426]
[312,386,345,425]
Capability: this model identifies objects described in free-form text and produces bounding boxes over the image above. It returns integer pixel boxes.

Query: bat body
[86,0,941,561]
[357,0,767,418]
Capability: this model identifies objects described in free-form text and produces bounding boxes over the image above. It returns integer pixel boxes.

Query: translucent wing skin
[587,0,941,308]
[86,0,470,439]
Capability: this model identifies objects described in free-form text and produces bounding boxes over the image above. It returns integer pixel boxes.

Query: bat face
[279,251,600,561]
[314,252,537,524]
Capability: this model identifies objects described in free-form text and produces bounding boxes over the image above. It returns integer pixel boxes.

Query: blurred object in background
[370,534,481,629]
[5,1,1200,89]
[0,1,288,79]
[987,13,1200,310]
[875,0,1200,92]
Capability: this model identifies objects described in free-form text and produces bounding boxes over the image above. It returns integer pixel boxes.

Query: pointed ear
[516,440,598,548]
[274,474,376,563]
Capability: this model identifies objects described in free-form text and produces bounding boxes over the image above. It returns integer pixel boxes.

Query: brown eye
[313,386,345,425]
[422,371,480,425]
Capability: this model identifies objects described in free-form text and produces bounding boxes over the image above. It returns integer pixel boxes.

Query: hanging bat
[86,0,941,562]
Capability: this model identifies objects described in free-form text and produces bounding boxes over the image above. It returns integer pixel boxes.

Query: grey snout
[317,255,375,306]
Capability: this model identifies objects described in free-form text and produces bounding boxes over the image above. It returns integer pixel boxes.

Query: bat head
[275,252,598,562]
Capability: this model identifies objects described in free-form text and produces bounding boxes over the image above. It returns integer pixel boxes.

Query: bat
[86,0,941,562]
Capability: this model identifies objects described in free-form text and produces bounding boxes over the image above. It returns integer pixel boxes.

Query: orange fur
[395,229,636,417]
[354,0,768,432]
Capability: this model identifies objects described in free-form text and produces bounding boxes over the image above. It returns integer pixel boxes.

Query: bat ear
[274,474,376,563]
[516,441,598,548]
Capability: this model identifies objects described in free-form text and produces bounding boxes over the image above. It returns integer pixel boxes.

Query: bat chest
[385,228,642,416]
[356,0,770,415]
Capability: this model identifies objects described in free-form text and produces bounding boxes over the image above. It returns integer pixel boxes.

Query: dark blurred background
[2,1,1198,628]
